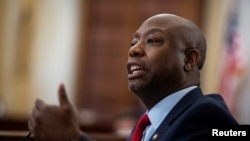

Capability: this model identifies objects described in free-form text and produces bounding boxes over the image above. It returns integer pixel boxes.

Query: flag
[218,5,247,116]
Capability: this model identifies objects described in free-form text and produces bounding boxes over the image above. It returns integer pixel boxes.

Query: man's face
[127,17,186,96]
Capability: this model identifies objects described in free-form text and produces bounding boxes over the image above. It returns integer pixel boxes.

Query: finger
[29,104,40,132]
[28,110,37,136]
[58,83,70,106]
[35,99,45,110]
[31,105,39,118]
[28,119,39,140]
[28,119,34,133]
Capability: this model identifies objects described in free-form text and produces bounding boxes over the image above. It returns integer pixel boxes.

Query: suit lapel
[148,87,204,141]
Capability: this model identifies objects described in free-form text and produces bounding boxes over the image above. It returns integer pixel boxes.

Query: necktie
[131,114,151,141]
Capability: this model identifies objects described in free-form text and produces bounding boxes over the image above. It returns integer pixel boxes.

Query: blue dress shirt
[143,86,198,141]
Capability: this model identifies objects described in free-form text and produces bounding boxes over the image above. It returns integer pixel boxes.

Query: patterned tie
[131,114,151,141]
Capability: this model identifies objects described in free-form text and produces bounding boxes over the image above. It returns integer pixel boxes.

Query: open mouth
[129,64,144,74]
[127,63,147,79]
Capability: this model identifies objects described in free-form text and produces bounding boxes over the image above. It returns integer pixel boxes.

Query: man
[28,14,238,141]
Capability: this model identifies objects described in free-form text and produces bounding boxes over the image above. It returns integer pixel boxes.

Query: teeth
[131,65,140,71]
[130,65,141,73]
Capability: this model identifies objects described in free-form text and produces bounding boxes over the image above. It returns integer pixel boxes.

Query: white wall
[30,0,81,105]
[0,0,82,118]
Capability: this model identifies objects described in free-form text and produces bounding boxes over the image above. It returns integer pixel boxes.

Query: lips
[127,63,146,79]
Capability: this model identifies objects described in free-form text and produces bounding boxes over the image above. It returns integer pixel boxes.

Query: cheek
[146,47,185,75]
[151,54,184,79]
[149,52,176,70]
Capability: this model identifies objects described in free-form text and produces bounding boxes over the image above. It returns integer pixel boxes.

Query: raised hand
[28,83,84,141]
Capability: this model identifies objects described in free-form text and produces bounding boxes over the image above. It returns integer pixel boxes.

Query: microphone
[19,132,31,141]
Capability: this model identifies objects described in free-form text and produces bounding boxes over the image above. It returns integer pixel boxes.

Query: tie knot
[137,114,151,129]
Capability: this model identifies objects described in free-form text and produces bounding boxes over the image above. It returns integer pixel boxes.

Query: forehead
[134,27,165,38]
[134,16,179,38]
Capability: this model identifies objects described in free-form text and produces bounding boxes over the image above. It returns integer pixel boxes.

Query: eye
[131,40,137,47]
[147,38,162,45]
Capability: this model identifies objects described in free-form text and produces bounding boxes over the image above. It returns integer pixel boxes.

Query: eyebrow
[134,28,165,39]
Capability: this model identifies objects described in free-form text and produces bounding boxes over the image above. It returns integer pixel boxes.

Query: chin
[129,85,146,96]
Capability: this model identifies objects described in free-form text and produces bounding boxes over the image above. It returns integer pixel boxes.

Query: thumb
[58,83,70,106]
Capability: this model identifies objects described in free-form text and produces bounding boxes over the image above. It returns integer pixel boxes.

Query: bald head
[142,14,206,69]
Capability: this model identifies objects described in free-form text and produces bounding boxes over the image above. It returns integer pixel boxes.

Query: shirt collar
[147,86,197,130]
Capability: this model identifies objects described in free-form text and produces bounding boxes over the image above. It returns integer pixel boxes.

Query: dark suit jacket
[127,87,238,141]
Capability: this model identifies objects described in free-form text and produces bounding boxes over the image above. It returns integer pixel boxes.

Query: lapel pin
[152,133,158,140]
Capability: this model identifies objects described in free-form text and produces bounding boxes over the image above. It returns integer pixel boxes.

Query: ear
[184,48,200,71]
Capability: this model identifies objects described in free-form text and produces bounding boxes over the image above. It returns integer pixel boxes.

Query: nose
[128,43,145,57]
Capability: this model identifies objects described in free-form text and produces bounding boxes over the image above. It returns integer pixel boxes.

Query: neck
[137,84,199,110]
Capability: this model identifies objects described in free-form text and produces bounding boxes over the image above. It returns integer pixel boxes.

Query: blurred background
[0,0,250,138]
